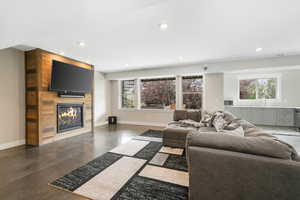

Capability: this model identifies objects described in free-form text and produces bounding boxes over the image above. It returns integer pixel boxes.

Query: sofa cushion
[173,110,187,121]
[187,110,201,122]
[187,131,299,160]
[244,127,275,138]
[199,127,216,132]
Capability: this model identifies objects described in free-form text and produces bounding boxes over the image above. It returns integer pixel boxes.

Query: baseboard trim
[118,121,166,127]
[95,121,108,127]
[0,139,25,151]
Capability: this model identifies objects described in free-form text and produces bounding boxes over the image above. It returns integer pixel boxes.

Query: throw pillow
[224,120,241,130]
[236,119,256,131]
[225,118,256,131]
[222,126,244,137]
[179,119,204,128]
[223,111,236,123]
[212,115,228,132]
[201,111,213,127]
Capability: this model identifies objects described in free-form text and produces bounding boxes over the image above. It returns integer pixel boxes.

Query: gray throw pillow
[223,111,237,123]
[222,126,244,137]
[225,118,256,131]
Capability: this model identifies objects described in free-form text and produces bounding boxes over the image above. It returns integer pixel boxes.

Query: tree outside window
[140,78,176,109]
[240,79,256,99]
[121,80,136,108]
[240,78,277,100]
[182,76,203,109]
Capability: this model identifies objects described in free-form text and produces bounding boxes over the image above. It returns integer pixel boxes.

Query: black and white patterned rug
[50,130,188,200]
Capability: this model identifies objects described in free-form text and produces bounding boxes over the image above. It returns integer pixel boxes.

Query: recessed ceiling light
[160,23,168,31]
[256,47,263,52]
[78,41,86,47]
[125,64,129,67]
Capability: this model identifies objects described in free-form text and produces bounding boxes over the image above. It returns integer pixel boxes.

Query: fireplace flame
[59,107,78,120]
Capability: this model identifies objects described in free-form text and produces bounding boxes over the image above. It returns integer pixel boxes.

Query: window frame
[119,79,138,110]
[238,74,281,102]
[118,74,204,111]
[140,76,176,110]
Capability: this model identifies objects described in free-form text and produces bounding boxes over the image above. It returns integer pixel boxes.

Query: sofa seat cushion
[199,127,216,132]
[168,121,199,130]
[187,131,299,161]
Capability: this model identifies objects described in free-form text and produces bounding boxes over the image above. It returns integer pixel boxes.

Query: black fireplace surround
[57,103,84,133]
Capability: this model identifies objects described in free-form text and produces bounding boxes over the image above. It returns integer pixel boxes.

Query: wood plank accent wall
[25,49,94,146]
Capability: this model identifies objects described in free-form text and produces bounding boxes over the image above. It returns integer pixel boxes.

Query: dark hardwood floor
[1,124,299,200]
[0,124,162,200]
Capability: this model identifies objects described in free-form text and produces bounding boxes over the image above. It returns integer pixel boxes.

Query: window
[140,78,176,109]
[121,80,136,108]
[239,78,277,100]
[240,79,256,99]
[182,76,203,109]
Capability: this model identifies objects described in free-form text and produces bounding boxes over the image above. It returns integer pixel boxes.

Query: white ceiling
[1,0,300,72]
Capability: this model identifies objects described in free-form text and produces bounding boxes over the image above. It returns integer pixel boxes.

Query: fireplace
[57,103,84,133]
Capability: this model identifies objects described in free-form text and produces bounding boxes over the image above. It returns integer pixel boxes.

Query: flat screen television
[50,60,92,93]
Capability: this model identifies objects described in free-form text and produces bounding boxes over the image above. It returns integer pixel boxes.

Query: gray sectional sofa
[163,110,300,200]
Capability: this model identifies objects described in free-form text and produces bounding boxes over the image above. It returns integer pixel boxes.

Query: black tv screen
[50,60,92,93]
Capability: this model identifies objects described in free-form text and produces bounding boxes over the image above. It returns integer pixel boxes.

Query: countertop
[225,105,300,109]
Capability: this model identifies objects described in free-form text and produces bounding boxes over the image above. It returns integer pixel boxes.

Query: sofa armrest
[188,146,300,200]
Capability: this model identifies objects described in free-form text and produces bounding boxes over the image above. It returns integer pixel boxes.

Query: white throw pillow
[212,115,227,132]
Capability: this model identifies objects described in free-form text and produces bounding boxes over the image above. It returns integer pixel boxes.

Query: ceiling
[1,0,300,72]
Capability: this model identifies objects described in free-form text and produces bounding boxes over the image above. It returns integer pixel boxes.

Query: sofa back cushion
[187,131,299,161]
[173,110,188,121]
[187,110,202,122]
[174,110,202,122]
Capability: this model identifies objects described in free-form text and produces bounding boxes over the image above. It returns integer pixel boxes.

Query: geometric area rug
[49,130,189,200]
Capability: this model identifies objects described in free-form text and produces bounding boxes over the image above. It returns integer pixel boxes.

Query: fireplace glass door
[57,103,84,133]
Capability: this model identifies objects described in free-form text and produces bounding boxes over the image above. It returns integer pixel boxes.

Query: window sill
[118,108,174,113]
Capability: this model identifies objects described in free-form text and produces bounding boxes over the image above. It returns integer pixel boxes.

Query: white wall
[105,55,300,80]
[0,48,25,150]
[224,68,300,107]
[203,73,224,112]
[104,55,300,125]
[94,71,111,126]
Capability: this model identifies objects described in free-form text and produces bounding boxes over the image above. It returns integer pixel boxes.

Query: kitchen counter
[225,106,296,127]
[225,105,300,109]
